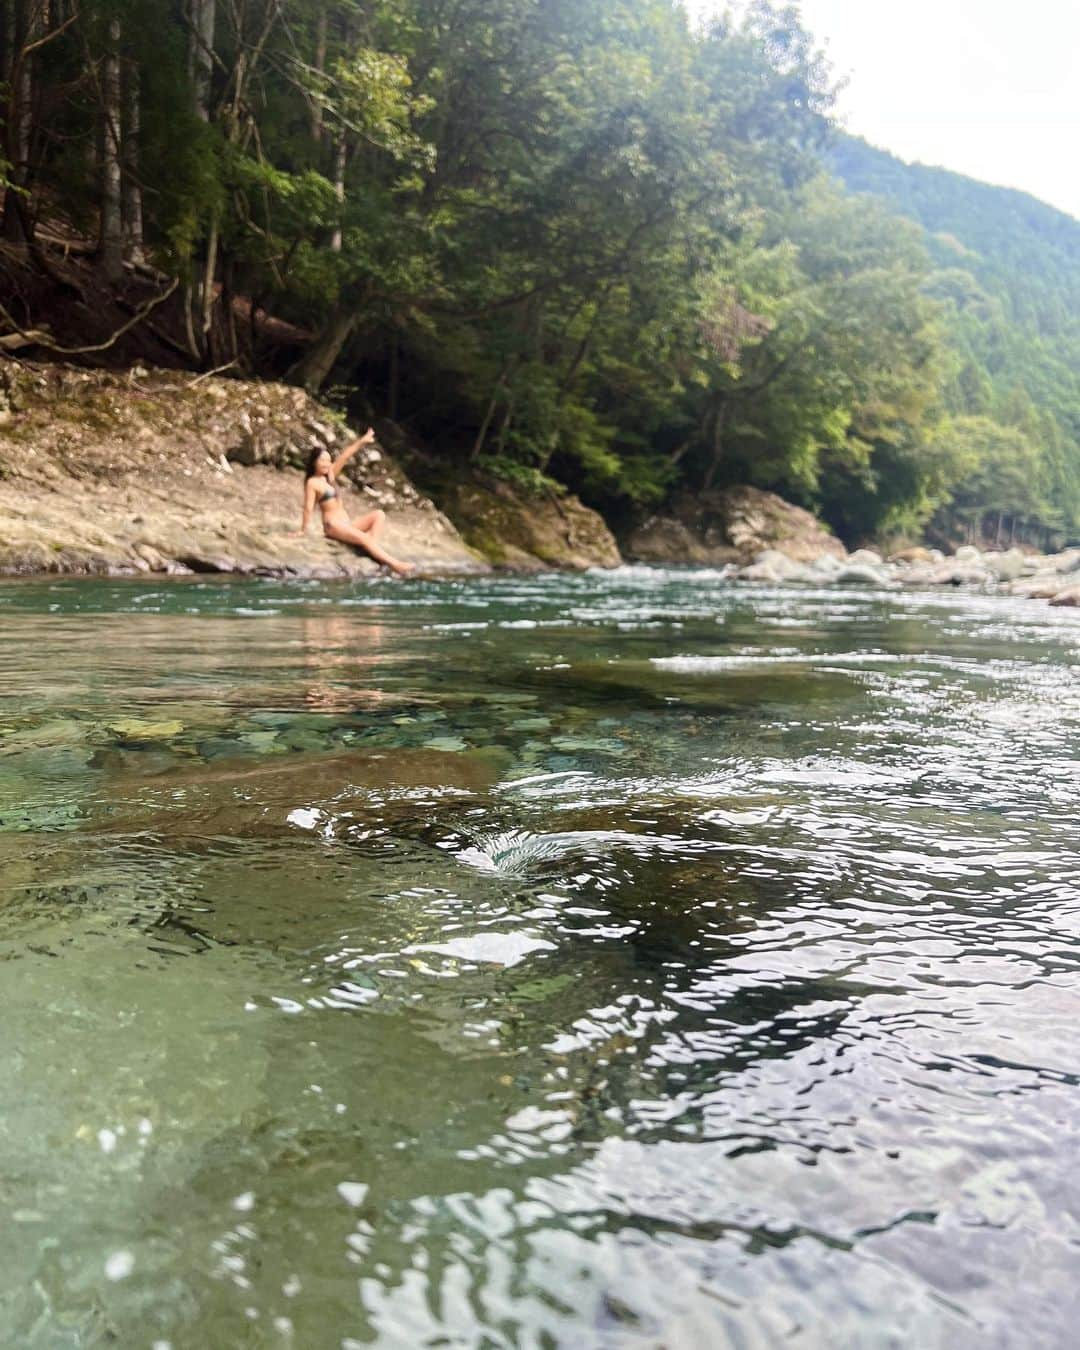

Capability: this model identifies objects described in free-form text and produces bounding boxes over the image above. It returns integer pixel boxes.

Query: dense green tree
[832,134,1080,542]
[0,0,1071,545]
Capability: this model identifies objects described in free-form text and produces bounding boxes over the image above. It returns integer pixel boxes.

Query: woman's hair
[306,447,329,479]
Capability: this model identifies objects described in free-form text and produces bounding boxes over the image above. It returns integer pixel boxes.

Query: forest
[1,0,1077,547]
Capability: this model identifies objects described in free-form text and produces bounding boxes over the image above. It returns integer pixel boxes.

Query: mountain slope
[830,135,1080,536]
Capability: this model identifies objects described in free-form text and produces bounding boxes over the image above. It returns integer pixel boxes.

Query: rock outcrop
[392,451,621,571]
[722,539,1080,606]
[625,486,845,566]
[0,364,482,577]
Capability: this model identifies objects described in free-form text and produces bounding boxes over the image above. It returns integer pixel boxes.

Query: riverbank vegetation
[1,0,1077,547]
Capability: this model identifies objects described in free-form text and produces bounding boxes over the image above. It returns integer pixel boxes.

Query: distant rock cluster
[727,543,1080,607]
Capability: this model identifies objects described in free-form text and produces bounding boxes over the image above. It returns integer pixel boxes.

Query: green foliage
[831,135,1080,541]
[11,0,1075,546]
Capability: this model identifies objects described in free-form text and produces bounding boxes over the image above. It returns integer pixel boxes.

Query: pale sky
[688,1,1080,220]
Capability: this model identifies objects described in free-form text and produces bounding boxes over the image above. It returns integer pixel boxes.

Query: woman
[293,428,414,576]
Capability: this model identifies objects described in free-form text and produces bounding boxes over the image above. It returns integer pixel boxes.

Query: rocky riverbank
[724,543,1080,606]
[1,361,1077,599]
[0,364,479,577]
[623,484,1080,607]
[0,363,619,577]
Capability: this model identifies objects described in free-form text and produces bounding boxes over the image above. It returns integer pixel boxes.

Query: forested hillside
[831,135,1080,545]
[0,0,1075,546]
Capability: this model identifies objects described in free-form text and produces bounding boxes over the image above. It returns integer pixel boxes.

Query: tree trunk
[122,62,144,264]
[310,9,327,144]
[3,0,34,242]
[471,369,508,460]
[387,330,399,419]
[189,0,215,121]
[221,254,239,361]
[289,307,356,391]
[199,211,219,358]
[701,399,729,492]
[329,133,346,252]
[99,17,124,284]
[494,390,516,457]
[0,0,12,110]
[182,281,201,362]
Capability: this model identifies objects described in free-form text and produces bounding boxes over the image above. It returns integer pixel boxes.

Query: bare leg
[351,508,386,540]
[325,520,413,575]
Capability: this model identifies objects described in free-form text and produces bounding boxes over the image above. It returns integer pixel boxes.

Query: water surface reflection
[0,571,1078,1346]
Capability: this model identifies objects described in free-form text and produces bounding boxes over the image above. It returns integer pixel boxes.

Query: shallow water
[1,568,1078,1348]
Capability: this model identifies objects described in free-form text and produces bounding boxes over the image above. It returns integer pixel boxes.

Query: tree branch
[0,277,179,355]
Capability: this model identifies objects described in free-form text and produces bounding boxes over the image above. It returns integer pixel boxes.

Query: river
[1,569,1078,1347]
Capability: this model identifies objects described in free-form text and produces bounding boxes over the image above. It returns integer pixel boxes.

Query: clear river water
[0,568,1078,1348]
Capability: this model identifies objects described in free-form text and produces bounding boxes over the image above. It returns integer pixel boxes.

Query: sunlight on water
[0,569,1078,1346]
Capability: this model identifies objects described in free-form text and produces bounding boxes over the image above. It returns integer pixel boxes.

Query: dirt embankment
[0,363,485,577]
[0,364,623,578]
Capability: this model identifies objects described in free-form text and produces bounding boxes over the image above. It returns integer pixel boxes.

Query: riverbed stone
[1006,574,1066,599]
[926,562,992,586]
[736,549,807,583]
[107,718,185,741]
[983,548,1028,581]
[833,562,895,587]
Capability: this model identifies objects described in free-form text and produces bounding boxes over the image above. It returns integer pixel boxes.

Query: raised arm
[291,477,318,537]
[330,426,375,477]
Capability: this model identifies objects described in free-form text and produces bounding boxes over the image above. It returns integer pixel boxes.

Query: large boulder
[625,485,846,565]
[983,548,1028,581]
[735,549,806,583]
[393,452,621,571]
[833,562,897,587]
[623,513,728,566]
[1006,574,1066,599]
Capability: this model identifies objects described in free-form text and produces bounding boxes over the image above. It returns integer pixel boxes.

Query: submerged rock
[107,717,185,741]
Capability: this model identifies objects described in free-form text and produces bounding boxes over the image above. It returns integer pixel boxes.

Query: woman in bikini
[293,428,414,576]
